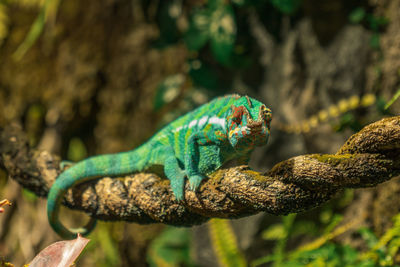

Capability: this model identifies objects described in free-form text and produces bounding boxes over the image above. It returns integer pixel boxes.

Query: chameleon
[47,94,272,239]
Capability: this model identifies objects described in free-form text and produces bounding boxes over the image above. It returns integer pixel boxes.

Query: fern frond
[208,219,247,267]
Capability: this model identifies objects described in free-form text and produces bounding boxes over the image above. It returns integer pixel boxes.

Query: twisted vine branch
[1,117,399,226]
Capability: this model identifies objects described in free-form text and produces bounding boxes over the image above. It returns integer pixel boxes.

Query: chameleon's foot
[169,176,185,201]
[188,175,205,191]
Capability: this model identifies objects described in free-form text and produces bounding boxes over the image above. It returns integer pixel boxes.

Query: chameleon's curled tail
[47,189,97,239]
[47,150,145,239]
[47,179,97,239]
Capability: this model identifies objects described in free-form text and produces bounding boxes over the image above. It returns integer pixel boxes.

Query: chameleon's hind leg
[150,146,186,200]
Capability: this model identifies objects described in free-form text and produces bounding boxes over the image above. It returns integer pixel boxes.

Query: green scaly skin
[47,94,272,239]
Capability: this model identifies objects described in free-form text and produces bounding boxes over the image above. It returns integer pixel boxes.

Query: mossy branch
[1,117,399,226]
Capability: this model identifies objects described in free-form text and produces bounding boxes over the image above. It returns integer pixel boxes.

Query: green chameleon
[47,94,272,239]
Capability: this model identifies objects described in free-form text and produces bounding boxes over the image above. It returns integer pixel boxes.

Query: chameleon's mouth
[245,108,268,132]
[229,121,264,138]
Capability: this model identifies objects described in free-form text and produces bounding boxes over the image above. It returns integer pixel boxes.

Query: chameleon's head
[227,96,272,151]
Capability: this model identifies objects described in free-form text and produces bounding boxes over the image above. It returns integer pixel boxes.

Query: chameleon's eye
[263,108,272,123]
[232,114,241,123]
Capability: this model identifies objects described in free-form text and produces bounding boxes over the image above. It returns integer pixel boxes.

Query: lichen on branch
[1,117,399,226]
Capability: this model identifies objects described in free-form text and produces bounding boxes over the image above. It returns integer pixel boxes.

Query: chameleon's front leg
[151,146,186,200]
[185,131,222,191]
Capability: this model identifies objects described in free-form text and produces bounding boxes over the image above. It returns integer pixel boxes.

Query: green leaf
[153,74,185,111]
[209,4,236,64]
[13,0,61,60]
[384,88,400,110]
[270,0,302,14]
[13,8,45,60]
[184,9,210,51]
[349,7,366,23]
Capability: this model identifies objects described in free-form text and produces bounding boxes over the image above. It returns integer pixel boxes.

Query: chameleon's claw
[189,175,205,191]
[174,194,184,202]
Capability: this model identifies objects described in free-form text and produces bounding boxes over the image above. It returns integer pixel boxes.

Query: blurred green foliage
[208,219,247,267]
[154,74,186,111]
[147,227,194,267]
[25,104,45,146]
[349,7,388,50]
[21,188,38,202]
[334,113,363,133]
[85,223,122,267]
[385,88,400,110]
[13,0,61,60]
[253,213,400,267]
[270,0,301,14]
[67,137,87,162]
[185,0,237,65]
[152,0,304,110]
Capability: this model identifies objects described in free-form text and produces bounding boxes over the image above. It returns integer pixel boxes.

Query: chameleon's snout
[247,105,272,131]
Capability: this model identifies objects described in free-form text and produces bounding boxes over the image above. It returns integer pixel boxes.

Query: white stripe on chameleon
[198,116,208,128]
[208,116,226,130]
[188,120,197,128]
[172,115,226,133]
